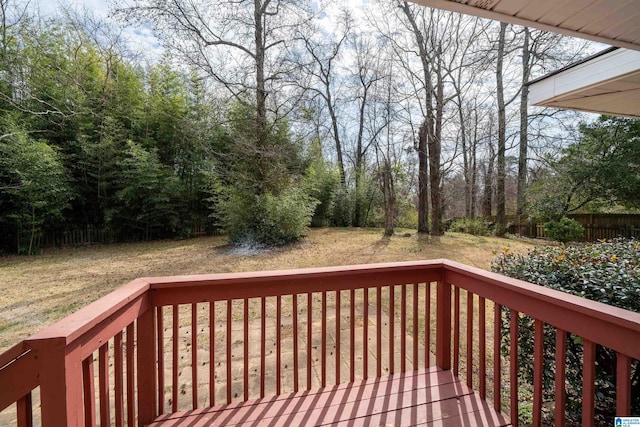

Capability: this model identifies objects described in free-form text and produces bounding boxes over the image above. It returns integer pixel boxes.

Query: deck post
[137,305,157,426]
[32,337,83,426]
[436,272,452,370]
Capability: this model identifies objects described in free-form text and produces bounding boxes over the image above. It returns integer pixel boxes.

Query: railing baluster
[336,290,341,385]
[192,303,199,408]
[98,343,110,425]
[156,307,164,415]
[493,303,502,412]
[16,392,32,427]
[453,286,460,376]
[376,286,382,377]
[210,302,216,406]
[363,288,369,380]
[260,297,266,398]
[616,353,631,416]
[350,288,355,382]
[426,282,431,368]
[413,283,419,371]
[554,328,567,426]
[478,297,486,399]
[114,331,124,427]
[582,339,596,427]
[82,354,96,427]
[126,323,135,426]
[389,285,395,375]
[307,293,312,390]
[226,300,232,404]
[322,292,327,387]
[533,319,544,427]
[244,298,249,401]
[293,294,299,392]
[400,284,407,373]
[466,291,474,388]
[172,305,179,412]
[277,295,282,395]
[510,310,519,427]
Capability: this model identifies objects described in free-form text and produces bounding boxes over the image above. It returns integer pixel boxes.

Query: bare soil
[0,228,541,352]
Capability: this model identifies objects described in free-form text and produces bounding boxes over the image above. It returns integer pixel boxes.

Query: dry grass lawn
[0,227,541,352]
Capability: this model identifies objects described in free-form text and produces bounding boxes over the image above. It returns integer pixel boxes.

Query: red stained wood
[389,285,395,375]
[210,302,216,406]
[336,290,341,385]
[435,279,451,370]
[321,292,327,387]
[510,310,519,427]
[193,303,199,408]
[16,392,32,427]
[172,305,178,412]
[350,288,355,382]
[493,304,502,413]
[467,291,474,389]
[479,296,486,400]
[260,297,265,398]
[126,323,135,426]
[363,288,369,380]
[82,354,96,427]
[226,301,232,404]
[412,283,419,371]
[114,332,124,427]
[554,328,567,427]
[453,286,460,376]
[292,294,299,392]
[401,284,407,373]
[276,295,282,396]
[582,339,596,427]
[425,282,431,369]
[243,299,248,401]
[532,320,543,427]
[145,367,511,427]
[376,286,382,377]
[0,345,38,413]
[616,353,631,416]
[156,308,164,415]
[307,292,312,391]
[137,306,157,424]
[98,343,110,425]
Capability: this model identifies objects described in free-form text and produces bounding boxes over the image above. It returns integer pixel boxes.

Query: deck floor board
[146,367,511,426]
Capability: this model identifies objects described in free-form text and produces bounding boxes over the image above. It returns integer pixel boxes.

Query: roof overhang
[528,48,640,118]
[409,0,640,51]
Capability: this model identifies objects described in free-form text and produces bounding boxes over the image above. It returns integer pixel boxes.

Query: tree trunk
[495,22,507,236]
[517,27,530,215]
[417,121,429,233]
[254,0,268,192]
[382,159,395,236]
[482,146,494,217]
[428,46,444,236]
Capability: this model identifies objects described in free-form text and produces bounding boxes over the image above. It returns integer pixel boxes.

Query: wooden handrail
[2,259,640,427]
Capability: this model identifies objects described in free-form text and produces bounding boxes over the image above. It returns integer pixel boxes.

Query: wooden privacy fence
[505,214,640,241]
[1,260,639,426]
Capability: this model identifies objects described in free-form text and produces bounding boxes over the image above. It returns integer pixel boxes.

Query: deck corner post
[435,269,452,370]
[31,337,83,427]
[137,304,157,426]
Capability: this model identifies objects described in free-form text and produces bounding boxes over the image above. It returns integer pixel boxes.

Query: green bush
[544,217,584,242]
[448,217,489,236]
[491,239,640,425]
[220,186,318,246]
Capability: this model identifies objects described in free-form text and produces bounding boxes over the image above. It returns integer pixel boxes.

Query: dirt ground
[0,228,541,352]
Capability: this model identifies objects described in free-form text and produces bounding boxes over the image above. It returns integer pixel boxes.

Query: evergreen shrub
[448,217,490,236]
[491,239,640,425]
[544,216,584,242]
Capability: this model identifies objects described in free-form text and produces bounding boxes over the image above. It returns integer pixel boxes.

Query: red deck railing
[1,260,639,426]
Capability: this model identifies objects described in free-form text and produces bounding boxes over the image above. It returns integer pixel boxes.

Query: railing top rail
[443,259,640,357]
[27,278,150,344]
[144,260,446,288]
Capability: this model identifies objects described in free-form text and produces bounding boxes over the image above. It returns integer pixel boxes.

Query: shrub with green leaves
[544,216,584,242]
[448,217,489,236]
[491,239,640,425]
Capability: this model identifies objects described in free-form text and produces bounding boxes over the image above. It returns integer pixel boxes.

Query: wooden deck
[146,367,511,426]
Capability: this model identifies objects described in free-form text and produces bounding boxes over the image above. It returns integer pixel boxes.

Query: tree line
[0,0,610,254]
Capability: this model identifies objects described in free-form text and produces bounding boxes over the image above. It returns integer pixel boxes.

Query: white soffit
[528,48,640,118]
[409,0,640,51]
